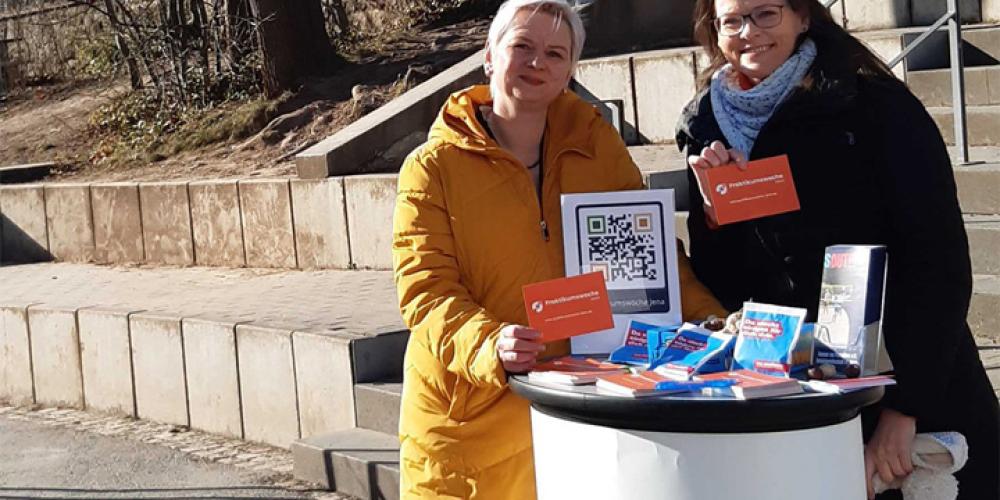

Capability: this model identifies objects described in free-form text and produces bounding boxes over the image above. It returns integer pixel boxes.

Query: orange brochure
[523,272,614,343]
[695,154,800,225]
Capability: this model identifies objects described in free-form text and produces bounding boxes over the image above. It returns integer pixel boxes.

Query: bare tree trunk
[114,0,163,93]
[191,0,210,101]
[250,0,343,98]
[325,0,349,38]
[225,0,252,69]
[160,0,187,102]
[102,0,141,89]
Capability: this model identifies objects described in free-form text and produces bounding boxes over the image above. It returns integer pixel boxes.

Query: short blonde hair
[487,0,586,68]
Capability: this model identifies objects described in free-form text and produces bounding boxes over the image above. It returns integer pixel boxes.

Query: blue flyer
[609,320,675,365]
[733,302,810,376]
[648,325,735,379]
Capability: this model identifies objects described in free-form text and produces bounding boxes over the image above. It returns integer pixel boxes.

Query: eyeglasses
[715,5,786,37]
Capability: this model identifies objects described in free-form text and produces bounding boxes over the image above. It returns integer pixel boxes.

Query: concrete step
[351,330,408,385]
[354,381,402,436]
[980,346,1000,399]
[955,163,1000,214]
[968,215,1000,275]
[291,427,400,500]
[908,65,1000,107]
[972,274,1000,344]
[929,104,1000,145]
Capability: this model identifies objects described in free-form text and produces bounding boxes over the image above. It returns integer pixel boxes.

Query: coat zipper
[537,155,549,241]
[535,134,549,241]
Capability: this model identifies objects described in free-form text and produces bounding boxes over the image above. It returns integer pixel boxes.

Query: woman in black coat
[677,0,999,498]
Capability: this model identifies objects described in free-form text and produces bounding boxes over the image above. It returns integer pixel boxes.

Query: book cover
[694,155,801,225]
[814,245,891,376]
[523,272,614,343]
[561,189,683,354]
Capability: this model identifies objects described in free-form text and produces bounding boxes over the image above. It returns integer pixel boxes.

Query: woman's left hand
[864,408,917,499]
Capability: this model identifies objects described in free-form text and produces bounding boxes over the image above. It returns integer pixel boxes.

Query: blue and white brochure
[649,325,735,379]
[734,302,809,377]
[609,320,675,365]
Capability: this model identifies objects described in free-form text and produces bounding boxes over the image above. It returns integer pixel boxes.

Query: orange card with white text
[523,272,614,343]
[696,154,800,225]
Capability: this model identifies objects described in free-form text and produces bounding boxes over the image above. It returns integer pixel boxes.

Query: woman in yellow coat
[391,1,727,497]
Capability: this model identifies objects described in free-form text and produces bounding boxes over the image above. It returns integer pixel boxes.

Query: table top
[509,375,884,433]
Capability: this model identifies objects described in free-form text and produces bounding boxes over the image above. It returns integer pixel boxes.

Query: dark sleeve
[677,133,744,312]
[866,80,973,422]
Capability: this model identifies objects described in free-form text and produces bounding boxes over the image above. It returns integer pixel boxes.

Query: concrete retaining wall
[291,179,351,269]
[189,180,246,267]
[0,302,370,449]
[236,325,300,447]
[986,0,1000,21]
[91,183,144,264]
[182,318,243,439]
[140,182,194,266]
[0,177,372,270]
[78,308,138,416]
[239,180,297,268]
[0,305,35,405]
[345,175,397,270]
[0,184,50,263]
[27,306,84,408]
[130,313,188,426]
[44,184,94,262]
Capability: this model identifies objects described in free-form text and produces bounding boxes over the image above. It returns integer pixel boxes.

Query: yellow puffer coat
[392,85,726,499]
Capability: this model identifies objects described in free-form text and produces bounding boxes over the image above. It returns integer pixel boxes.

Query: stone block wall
[0,304,372,448]
[0,176,395,270]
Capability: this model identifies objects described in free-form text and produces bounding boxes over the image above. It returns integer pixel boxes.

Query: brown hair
[692,0,897,89]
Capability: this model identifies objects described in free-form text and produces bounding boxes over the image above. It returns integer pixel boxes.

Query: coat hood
[428,85,605,160]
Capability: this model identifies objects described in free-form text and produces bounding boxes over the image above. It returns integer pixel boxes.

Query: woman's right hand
[687,141,747,226]
[686,140,747,170]
[497,324,546,373]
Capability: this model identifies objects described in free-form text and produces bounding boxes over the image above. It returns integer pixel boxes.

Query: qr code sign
[579,206,666,290]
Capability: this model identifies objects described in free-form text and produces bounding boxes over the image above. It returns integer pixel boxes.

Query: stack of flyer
[528,356,625,386]
[805,375,896,394]
[595,371,684,398]
[695,370,804,400]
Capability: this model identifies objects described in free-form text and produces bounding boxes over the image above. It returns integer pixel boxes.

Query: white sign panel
[561,189,682,354]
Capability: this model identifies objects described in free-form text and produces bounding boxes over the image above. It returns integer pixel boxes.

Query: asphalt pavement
[0,414,341,500]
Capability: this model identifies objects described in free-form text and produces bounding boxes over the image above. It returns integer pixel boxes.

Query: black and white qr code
[580,208,665,289]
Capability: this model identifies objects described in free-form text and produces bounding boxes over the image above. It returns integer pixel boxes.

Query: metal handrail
[823,0,970,163]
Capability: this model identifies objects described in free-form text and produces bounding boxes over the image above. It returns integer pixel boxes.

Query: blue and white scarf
[710,38,818,157]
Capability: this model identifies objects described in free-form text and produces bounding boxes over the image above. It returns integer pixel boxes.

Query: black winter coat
[676,49,998,496]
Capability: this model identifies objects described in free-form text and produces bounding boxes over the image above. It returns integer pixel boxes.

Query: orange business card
[695,154,800,225]
[523,272,614,343]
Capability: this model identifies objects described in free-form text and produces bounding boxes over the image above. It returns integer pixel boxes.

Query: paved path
[0,405,350,500]
[0,263,402,336]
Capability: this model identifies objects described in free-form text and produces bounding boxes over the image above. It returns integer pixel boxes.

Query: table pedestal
[531,408,866,500]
